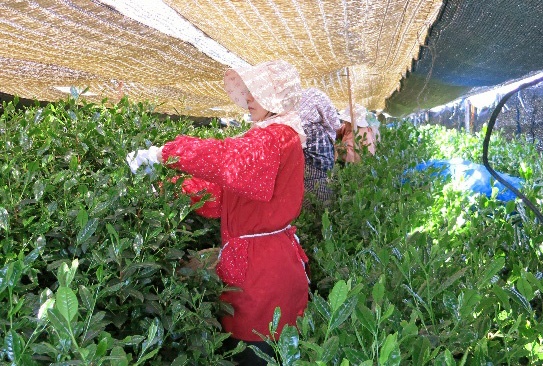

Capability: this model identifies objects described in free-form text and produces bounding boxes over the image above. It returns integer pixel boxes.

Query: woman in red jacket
[128,59,309,365]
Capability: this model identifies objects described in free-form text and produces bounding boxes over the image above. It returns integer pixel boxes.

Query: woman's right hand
[156,146,164,163]
[126,146,162,173]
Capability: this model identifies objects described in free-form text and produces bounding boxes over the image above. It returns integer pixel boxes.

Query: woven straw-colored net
[0,0,442,117]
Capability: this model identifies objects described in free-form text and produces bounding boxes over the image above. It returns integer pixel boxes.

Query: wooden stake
[346,67,355,132]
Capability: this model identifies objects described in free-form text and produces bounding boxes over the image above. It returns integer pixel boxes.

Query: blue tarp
[410,158,524,202]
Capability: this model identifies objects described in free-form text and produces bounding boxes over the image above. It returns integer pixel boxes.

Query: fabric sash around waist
[215,225,309,287]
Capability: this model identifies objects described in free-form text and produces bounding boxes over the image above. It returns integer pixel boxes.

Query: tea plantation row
[1,95,543,365]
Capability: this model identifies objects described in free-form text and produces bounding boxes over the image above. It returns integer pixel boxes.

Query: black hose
[482,76,543,223]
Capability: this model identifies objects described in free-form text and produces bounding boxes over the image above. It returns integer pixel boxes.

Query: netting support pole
[347,67,355,133]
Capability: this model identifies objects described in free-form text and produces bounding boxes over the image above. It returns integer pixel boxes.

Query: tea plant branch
[353,325,371,359]
[134,319,161,366]
[391,256,433,330]
[482,75,543,223]
[16,306,51,364]
[81,284,101,344]
[48,307,89,363]
[17,170,32,203]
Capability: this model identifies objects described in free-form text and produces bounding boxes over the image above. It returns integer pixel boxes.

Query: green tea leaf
[400,320,418,338]
[47,307,72,336]
[33,180,45,201]
[321,210,332,241]
[0,261,23,295]
[76,209,89,229]
[120,262,162,279]
[329,280,348,313]
[70,86,80,100]
[299,340,323,358]
[355,304,376,333]
[135,348,160,366]
[312,294,331,320]
[77,218,98,245]
[79,285,94,310]
[379,333,400,366]
[270,306,281,335]
[277,325,300,364]
[96,336,109,357]
[5,329,25,362]
[372,275,385,306]
[248,345,276,365]
[492,285,511,311]
[69,155,79,170]
[434,349,455,366]
[0,207,9,231]
[344,347,367,364]
[47,201,58,215]
[24,236,46,265]
[106,223,120,243]
[321,336,339,363]
[31,342,58,359]
[505,200,516,214]
[102,281,124,294]
[56,286,79,322]
[329,296,357,332]
[459,289,482,319]
[516,277,534,301]
[476,257,505,289]
[109,346,129,366]
[64,177,78,191]
[381,304,395,322]
[140,319,159,358]
[420,340,437,365]
[509,288,532,313]
[90,199,112,217]
[435,267,468,296]
[133,233,143,256]
[401,284,426,306]
[57,259,78,288]
[80,343,95,362]
[38,298,56,321]
[525,271,543,293]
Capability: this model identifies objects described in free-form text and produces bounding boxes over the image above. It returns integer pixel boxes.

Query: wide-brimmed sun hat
[224,60,302,115]
[338,104,370,127]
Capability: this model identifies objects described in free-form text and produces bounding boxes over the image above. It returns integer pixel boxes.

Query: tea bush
[0,94,246,365]
[295,124,543,365]
[1,94,543,365]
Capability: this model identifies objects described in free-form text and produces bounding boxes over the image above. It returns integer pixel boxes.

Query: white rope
[219,224,292,258]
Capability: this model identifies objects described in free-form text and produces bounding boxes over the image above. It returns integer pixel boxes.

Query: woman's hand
[126,146,162,173]
[156,146,164,163]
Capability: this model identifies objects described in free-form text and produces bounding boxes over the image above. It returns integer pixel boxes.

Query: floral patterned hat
[224,59,302,115]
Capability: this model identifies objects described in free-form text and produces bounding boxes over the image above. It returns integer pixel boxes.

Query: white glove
[126,146,160,174]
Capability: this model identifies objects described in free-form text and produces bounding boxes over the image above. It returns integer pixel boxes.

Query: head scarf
[224,60,306,147]
[338,104,369,127]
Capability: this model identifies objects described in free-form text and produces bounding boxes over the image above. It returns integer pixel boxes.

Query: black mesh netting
[408,82,543,152]
[385,0,543,117]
